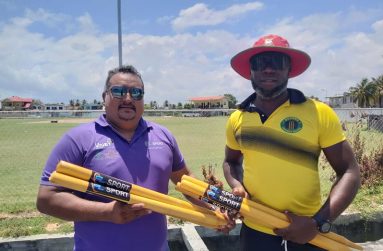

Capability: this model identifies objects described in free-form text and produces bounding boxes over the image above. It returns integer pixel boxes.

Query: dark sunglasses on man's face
[250,52,291,71]
[109,86,144,100]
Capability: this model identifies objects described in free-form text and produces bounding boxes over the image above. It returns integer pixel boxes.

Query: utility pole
[321,88,328,102]
[117,0,122,67]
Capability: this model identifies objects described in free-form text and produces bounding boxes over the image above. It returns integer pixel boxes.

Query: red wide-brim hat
[231,34,311,79]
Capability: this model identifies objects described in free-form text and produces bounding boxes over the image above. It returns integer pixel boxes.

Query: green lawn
[0,116,381,237]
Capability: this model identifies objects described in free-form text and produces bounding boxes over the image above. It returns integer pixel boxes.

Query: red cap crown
[254,34,290,48]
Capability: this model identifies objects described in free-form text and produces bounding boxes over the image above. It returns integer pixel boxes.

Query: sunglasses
[250,52,290,71]
[108,86,144,100]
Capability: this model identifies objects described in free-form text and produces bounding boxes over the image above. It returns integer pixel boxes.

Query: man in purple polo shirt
[36,65,207,251]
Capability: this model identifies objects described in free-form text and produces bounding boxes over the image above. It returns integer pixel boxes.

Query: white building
[328,94,357,108]
[45,103,65,110]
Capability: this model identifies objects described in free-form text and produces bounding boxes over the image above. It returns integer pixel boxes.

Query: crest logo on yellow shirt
[280,117,302,133]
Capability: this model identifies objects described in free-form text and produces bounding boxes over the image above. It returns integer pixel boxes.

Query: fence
[333,108,383,132]
[0,108,382,237]
[0,108,233,119]
[1,107,382,118]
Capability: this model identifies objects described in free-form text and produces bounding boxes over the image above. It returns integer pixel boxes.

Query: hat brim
[230,46,311,79]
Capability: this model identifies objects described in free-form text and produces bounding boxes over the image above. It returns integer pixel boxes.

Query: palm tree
[371,75,383,107]
[349,78,377,107]
[69,99,75,109]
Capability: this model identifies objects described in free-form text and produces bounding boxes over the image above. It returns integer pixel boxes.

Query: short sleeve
[158,126,185,172]
[40,131,85,186]
[170,134,185,172]
[317,102,346,148]
[226,111,241,150]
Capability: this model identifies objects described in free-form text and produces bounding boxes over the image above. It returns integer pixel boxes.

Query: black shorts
[240,223,326,251]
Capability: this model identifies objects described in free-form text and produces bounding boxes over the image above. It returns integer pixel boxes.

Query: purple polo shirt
[40,115,185,251]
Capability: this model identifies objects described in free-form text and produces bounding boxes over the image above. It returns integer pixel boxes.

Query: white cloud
[0,6,382,106]
[262,12,383,100]
[171,2,264,31]
[372,19,383,34]
[76,12,98,34]
[24,8,68,27]
[0,10,115,102]
[117,31,254,104]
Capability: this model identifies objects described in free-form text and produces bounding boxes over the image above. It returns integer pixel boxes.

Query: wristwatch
[312,214,332,233]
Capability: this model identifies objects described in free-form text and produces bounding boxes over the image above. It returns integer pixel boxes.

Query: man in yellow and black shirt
[224,34,360,251]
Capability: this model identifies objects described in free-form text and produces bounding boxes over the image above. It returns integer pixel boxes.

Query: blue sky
[1,0,383,105]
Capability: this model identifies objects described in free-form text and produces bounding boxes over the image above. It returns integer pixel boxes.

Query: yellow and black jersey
[226,89,345,234]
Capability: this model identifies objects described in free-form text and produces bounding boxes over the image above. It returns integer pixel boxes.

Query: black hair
[103,65,144,93]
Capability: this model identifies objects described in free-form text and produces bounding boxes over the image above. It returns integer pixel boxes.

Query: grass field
[0,116,381,237]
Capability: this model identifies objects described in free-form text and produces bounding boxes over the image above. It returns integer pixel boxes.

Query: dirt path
[28,118,95,124]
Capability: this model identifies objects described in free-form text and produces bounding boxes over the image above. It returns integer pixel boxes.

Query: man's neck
[253,91,289,116]
[107,118,137,142]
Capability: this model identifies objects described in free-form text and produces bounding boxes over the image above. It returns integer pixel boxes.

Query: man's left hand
[273,211,318,244]
[215,209,238,234]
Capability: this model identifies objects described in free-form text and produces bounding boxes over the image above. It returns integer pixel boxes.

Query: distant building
[1,96,33,110]
[328,94,357,108]
[83,103,104,110]
[45,103,65,111]
[31,104,44,110]
[189,96,229,109]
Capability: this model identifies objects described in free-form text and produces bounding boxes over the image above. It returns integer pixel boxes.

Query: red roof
[8,96,33,102]
[189,96,225,102]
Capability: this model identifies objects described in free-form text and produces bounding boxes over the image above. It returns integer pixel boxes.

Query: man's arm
[274,140,360,244]
[222,146,248,198]
[36,185,151,224]
[314,140,361,221]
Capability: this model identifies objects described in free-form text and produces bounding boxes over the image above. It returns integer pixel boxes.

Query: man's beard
[251,79,288,100]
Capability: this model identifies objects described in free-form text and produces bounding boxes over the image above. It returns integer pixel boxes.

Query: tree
[371,74,383,107]
[224,94,237,108]
[349,78,377,108]
[177,102,183,109]
[31,99,44,110]
[149,100,158,109]
[163,100,169,108]
[309,96,320,101]
[69,99,75,108]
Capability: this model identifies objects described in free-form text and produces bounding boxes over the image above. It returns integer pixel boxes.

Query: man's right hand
[232,185,249,199]
[105,201,152,224]
[225,185,248,222]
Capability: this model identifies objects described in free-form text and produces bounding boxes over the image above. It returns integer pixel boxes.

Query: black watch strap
[312,214,332,233]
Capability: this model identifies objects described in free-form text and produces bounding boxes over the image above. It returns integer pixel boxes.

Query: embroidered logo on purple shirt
[145,140,165,149]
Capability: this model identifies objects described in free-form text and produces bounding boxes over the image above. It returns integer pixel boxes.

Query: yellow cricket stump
[179,176,363,251]
[56,161,217,216]
[182,175,361,249]
[181,175,362,250]
[49,171,226,229]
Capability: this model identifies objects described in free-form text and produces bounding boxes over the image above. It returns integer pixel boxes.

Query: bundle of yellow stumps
[50,161,362,251]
